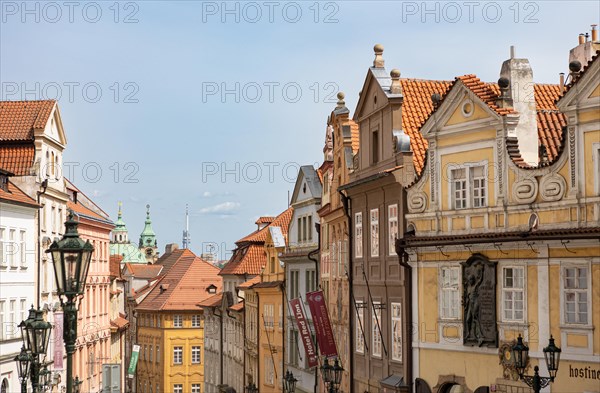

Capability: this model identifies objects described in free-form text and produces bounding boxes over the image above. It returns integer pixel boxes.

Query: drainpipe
[339,190,353,393]
[307,222,320,393]
[36,179,48,308]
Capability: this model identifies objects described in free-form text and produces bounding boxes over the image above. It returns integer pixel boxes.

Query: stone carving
[569,127,576,188]
[512,177,537,204]
[408,191,427,213]
[429,141,437,204]
[461,254,498,347]
[540,173,566,202]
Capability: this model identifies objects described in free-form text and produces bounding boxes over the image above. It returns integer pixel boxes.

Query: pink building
[66,181,115,392]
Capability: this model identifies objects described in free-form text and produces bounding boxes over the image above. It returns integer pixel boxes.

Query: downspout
[307,222,320,393]
[36,179,48,308]
[397,192,413,393]
[338,190,353,393]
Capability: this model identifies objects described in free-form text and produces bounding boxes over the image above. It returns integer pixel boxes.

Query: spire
[139,204,157,249]
[182,204,191,249]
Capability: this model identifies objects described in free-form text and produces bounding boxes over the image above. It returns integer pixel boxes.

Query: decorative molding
[569,126,576,188]
[512,177,538,204]
[540,173,566,202]
[408,191,427,213]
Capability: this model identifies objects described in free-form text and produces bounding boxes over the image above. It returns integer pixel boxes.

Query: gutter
[338,189,353,392]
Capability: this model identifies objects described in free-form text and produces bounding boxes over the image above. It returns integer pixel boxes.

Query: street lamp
[245,382,258,393]
[14,346,31,393]
[47,211,94,393]
[73,377,83,393]
[284,370,297,393]
[332,359,343,388]
[512,334,561,393]
[39,363,51,391]
[18,307,52,393]
[321,358,343,393]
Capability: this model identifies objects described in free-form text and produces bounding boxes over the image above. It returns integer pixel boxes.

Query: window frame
[173,346,183,365]
[447,161,489,210]
[391,302,402,362]
[191,346,201,364]
[560,263,591,326]
[439,266,461,320]
[355,212,363,259]
[501,266,526,323]
[370,208,379,258]
[388,204,398,256]
[355,300,364,354]
[371,301,382,358]
[173,314,183,328]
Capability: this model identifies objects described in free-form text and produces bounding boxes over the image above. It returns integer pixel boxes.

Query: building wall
[0,201,37,392]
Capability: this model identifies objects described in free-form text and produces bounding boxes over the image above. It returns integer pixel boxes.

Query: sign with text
[289,298,318,368]
[306,290,338,357]
[127,344,140,378]
[53,312,64,370]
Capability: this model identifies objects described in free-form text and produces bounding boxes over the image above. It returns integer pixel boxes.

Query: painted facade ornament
[512,177,538,204]
[540,173,566,202]
[408,190,427,213]
[569,126,576,188]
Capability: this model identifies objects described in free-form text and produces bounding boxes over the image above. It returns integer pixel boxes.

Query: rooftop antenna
[182,204,191,249]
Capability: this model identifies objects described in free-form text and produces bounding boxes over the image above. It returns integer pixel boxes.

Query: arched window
[1,378,8,393]
[51,152,55,177]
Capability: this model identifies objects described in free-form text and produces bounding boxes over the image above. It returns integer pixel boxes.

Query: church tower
[139,204,159,263]
[112,202,129,243]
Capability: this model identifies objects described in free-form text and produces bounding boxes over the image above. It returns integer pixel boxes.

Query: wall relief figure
[461,254,498,348]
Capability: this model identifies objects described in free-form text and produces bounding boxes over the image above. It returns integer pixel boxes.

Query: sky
[1,1,598,260]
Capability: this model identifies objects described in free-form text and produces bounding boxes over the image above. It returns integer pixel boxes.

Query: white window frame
[388,204,398,256]
[191,346,201,364]
[370,208,379,258]
[173,385,183,393]
[192,314,201,328]
[355,212,363,258]
[173,346,183,365]
[561,264,591,325]
[0,227,5,267]
[439,266,460,320]
[19,230,27,268]
[502,266,526,323]
[278,304,283,330]
[290,270,299,299]
[191,384,201,393]
[371,301,382,358]
[391,302,402,362]
[355,300,364,354]
[173,315,183,328]
[8,229,16,268]
[447,161,488,210]
[593,142,600,195]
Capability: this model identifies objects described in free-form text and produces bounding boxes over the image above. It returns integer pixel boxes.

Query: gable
[588,83,600,98]
[355,71,389,121]
[444,93,493,126]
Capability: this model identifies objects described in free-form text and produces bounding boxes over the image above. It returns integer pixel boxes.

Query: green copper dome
[139,204,157,248]
[113,202,128,233]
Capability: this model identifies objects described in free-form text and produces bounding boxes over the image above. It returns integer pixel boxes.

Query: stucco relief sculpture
[461,254,498,347]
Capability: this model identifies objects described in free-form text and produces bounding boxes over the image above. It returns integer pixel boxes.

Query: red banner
[306,291,338,357]
[53,312,64,369]
[289,298,318,368]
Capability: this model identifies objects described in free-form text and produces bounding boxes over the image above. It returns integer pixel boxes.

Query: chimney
[373,44,384,68]
[390,69,402,95]
[570,26,599,67]
[559,73,565,91]
[500,46,538,166]
[164,243,179,255]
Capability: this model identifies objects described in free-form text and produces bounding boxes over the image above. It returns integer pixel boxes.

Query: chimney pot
[559,73,565,91]
[592,24,598,42]
[510,45,515,59]
[579,33,585,44]
[373,44,385,68]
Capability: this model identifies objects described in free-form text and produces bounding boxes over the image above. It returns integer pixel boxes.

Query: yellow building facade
[400,44,600,393]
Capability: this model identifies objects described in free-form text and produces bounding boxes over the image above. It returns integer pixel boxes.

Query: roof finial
[146,204,150,220]
[336,92,345,108]
[118,201,123,219]
[390,69,402,94]
[373,44,385,68]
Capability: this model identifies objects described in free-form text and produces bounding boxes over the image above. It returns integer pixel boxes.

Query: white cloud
[199,202,240,215]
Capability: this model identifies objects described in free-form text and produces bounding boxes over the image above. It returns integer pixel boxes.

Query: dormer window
[207,284,217,294]
[0,174,8,192]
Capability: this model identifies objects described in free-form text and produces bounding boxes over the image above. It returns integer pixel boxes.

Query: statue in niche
[461,254,498,347]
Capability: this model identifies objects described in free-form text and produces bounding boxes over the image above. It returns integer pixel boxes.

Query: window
[149,346,153,362]
[391,303,402,362]
[302,216,307,242]
[264,304,274,329]
[372,130,379,164]
[51,206,56,233]
[269,256,275,273]
[594,144,600,195]
[305,270,316,293]
[450,165,487,209]
[173,315,183,328]
[355,301,364,354]
[191,346,201,363]
[0,301,5,340]
[173,346,183,364]
[19,230,26,267]
[370,208,379,257]
[8,229,15,267]
[173,385,183,393]
[156,346,160,363]
[308,215,313,241]
[289,329,299,366]
[297,218,302,242]
[388,204,398,256]
[192,314,201,328]
[265,356,274,385]
[503,267,524,322]
[440,267,460,319]
[355,213,363,258]
[290,270,299,299]
[19,299,26,332]
[0,228,5,267]
[191,384,201,393]
[564,266,589,324]
[278,304,283,330]
[372,301,382,357]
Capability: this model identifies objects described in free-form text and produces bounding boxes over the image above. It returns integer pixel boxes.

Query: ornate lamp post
[512,334,562,393]
[14,346,31,393]
[47,211,94,393]
[39,363,52,391]
[284,370,297,393]
[18,306,52,392]
[73,377,83,393]
[245,382,258,393]
[321,358,343,393]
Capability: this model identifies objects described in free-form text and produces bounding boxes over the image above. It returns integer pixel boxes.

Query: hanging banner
[289,298,318,368]
[306,290,338,357]
[127,345,140,378]
[53,312,64,370]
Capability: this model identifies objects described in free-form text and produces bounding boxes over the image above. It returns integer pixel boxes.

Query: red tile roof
[197,292,223,308]
[220,207,293,276]
[110,316,129,331]
[123,263,163,279]
[137,253,222,311]
[229,301,244,312]
[110,255,123,279]
[67,200,110,223]
[255,216,275,225]
[238,275,260,289]
[0,179,38,208]
[0,100,55,141]
[155,248,197,274]
[0,144,35,175]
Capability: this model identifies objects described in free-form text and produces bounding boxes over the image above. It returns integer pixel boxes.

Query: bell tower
[139,204,159,262]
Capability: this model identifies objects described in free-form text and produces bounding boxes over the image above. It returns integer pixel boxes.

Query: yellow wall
[584,130,600,197]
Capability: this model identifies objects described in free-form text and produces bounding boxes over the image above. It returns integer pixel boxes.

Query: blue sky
[1,1,598,260]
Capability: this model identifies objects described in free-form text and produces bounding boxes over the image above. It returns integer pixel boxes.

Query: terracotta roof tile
[197,292,223,308]
[255,216,275,225]
[110,255,123,278]
[0,144,35,175]
[123,263,163,279]
[237,207,293,243]
[110,316,129,331]
[67,200,110,223]
[229,301,244,312]
[238,275,260,289]
[137,252,222,311]
[0,100,56,141]
[0,179,38,208]
[155,248,196,274]
[563,50,600,95]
